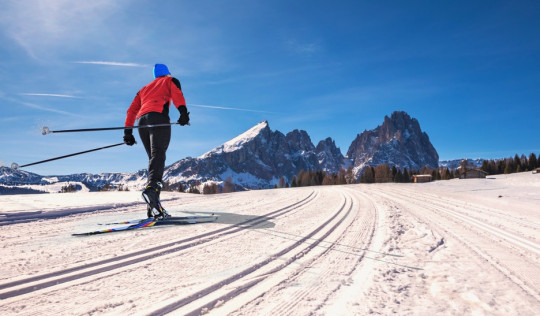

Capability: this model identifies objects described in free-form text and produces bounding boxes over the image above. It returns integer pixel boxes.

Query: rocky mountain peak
[347,111,438,176]
[315,138,345,174]
[286,129,315,152]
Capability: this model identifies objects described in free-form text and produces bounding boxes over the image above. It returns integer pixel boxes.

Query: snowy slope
[202,120,270,157]
[0,172,538,315]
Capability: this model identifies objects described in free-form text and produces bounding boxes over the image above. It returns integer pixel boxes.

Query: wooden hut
[459,169,488,179]
[413,174,433,183]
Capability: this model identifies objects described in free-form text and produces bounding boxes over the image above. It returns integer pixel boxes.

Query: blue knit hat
[153,64,170,78]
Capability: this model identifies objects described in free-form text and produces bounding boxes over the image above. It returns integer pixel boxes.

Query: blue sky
[1,0,539,175]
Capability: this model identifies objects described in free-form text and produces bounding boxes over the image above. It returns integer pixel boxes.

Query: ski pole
[11,143,125,170]
[42,122,184,135]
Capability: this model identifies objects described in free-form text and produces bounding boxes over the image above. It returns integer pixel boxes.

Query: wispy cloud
[189,103,275,114]
[20,93,81,98]
[20,102,84,117]
[0,1,119,59]
[74,61,149,67]
[285,39,322,55]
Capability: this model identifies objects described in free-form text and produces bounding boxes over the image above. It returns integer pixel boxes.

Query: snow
[201,121,268,157]
[0,172,539,315]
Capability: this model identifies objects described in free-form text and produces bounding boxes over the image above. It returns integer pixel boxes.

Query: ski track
[370,186,539,314]
[0,175,539,315]
[148,189,352,315]
[0,190,317,300]
[0,190,299,282]
[229,188,378,316]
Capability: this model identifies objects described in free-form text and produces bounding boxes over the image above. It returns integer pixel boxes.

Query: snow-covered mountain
[346,111,439,176]
[439,158,484,170]
[1,112,443,193]
[0,166,42,185]
[163,121,345,189]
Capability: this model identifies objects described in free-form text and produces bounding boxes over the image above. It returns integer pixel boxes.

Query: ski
[72,217,157,236]
[73,214,218,236]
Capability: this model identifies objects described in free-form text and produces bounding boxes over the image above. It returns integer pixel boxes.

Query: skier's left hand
[177,106,190,126]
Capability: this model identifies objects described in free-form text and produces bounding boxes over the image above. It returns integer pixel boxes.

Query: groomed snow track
[1,176,539,315]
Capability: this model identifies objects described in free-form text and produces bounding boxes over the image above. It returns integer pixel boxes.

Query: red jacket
[125,76,186,127]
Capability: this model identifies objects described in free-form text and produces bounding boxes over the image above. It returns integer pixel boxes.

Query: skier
[123,63,190,219]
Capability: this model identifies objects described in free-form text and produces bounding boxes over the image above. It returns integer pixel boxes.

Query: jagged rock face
[316,138,345,174]
[163,121,339,188]
[346,111,439,175]
[2,113,439,191]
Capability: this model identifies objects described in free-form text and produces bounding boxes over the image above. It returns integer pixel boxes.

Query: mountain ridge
[1,111,440,191]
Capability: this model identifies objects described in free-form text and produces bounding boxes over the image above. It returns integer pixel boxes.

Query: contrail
[20,93,80,98]
[20,102,83,117]
[74,61,148,67]
[188,104,274,114]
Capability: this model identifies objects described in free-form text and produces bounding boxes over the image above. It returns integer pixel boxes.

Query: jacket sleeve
[170,77,187,109]
[125,92,141,127]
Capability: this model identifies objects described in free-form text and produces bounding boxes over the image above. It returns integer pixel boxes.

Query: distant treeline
[480,153,538,174]
[279,152,540,187]
[279,165,434,187]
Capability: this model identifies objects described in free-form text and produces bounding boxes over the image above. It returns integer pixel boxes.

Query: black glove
[123,128,136,146]
[177,106,190,126]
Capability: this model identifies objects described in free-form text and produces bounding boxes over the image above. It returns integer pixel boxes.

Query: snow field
[0,172,539,315]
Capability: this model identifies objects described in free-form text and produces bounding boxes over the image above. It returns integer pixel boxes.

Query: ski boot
[142,182,170,220]
[146,202,170,220]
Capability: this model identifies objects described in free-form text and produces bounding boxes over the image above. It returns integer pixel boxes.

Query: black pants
[138,112,171,184]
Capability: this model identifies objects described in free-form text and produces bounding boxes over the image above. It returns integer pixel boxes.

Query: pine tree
[291,176,297,187]
[322,173,335,185]
[529,153,538,170]
[514,154,521,172]
[520,154,528,171]
[189,182,201,194]
[504,159,513,174]
[374,164,392,183]
[223,176,235,193]
[403,168,410,183]
[203,183,218,194]
[337,168,346,185]
[497,159,505,174]
[443,168,451,180]
[394,169,403,183]
[297,170,305,187]
[301,170,311,186]
[360,167,375,183]
[278,176,286,188]
[483,160,493,175]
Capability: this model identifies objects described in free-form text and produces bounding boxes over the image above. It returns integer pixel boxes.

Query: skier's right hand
[123,129,136,146]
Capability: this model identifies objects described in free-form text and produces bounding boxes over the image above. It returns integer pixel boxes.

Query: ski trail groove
[371,188,540,304]
[0,191,319,300]
[148,190,353,315]
[261,188,378,316]
[396,187,540,231]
